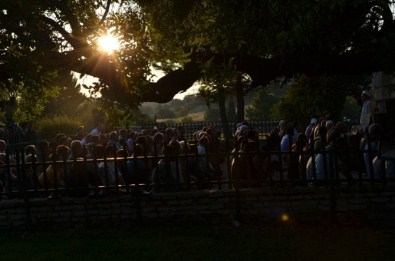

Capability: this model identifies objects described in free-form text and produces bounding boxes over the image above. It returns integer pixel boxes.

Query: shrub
[156,108,176,119]
[36,115,82,140]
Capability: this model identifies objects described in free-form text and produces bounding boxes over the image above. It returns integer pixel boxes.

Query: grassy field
[156,112,206,123]
[1,218,395,260]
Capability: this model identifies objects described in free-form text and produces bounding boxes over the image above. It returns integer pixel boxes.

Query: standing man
[305,117,317,143]
[360,90,374,132]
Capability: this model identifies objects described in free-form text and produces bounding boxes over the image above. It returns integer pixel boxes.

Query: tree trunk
[218,94,231,143]
[227,99,237,122]
[235,76,245,122]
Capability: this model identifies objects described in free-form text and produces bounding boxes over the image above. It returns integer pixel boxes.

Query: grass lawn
[1,216,395,261]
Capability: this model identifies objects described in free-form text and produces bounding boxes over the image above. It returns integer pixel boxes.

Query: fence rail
[131,120,280,140]
[1,144,393,198]
[0,120,392,229]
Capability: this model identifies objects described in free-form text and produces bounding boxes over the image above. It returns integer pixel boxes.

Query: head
[325,120,334,130]
[153,132,164,145]
[310,117,318,126]
[70,140,83,157]
[109,131,118,141]
[314,125,327,141]
[56,145,70,161]
[24,144,36,156]
[77,125,85,135]
[335,121,348,134]
[0,140,6,152]
[56,133,67,145]
[165,127,175,138]
[278,120,286,130]
[361,90,371,101]
[296,133,308,149]
[368,123,383,138]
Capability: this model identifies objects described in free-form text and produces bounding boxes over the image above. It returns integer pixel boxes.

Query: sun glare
[98,34,120,54]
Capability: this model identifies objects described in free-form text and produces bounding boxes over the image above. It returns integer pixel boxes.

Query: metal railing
[1,141,393,199]
[1,138,395,229]
[131,120,280,140]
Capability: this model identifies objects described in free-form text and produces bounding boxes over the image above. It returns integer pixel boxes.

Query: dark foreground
[0,214,394,261]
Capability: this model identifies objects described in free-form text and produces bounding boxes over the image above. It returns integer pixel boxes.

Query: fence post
[329,150,337,222]
[132,152,143,223]
[18,150,32,229]
[231,149,241,226]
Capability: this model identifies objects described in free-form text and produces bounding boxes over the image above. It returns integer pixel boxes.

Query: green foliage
[341,96,361,122]
[0,68,84,125]
[1,0,394,123]
[204,106,220,122]
[140,94,208,120]
[44,73,87,117]
[246,88,280,121]
[0,111,5,125]
[100,102,152,129]
[36,115,82,140]
[155,108,176,119]
[271,74,366,123]
[8,70,62,123]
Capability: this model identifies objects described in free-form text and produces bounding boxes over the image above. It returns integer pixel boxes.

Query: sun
[97,34,120,54]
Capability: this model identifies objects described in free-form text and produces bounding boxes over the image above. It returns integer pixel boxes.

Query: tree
[271,74,368,125]
[204,107,220,122]
[44,73,87,117]
[156,108,176,119]
[227,99,237,122]
[136,0,395,102]
[1,0,395,109]
[1,70,60,123]
[341,96,361,122]
[246,88,280,121]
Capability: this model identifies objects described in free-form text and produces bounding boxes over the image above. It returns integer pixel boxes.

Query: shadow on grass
[0,213,394,260]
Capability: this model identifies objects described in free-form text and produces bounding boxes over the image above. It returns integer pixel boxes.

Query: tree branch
[140,51,387,103]
[99,0,112,25]
[39,15,87,49]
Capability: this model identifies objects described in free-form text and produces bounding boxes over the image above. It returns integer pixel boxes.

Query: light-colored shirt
[90,128,101,136]
[360,99,373,131]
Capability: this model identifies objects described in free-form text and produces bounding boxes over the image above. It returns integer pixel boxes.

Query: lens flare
[281,213,289,222]
[98,34,120,54]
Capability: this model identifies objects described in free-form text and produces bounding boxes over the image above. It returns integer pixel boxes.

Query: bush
[156,108,176,119]
[36,115,82,140]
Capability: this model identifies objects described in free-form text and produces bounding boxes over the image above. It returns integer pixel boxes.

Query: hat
[239,125,248,133]
[310,118,317,125]
[361,90,370,97]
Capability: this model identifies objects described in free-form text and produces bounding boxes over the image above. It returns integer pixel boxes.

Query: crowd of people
[0,90,394,197]
[229,90,394,187]
[231,118,394,188]
[0,123,227,197]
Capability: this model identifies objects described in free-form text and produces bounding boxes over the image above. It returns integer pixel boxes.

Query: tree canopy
[271,74,367,124]
[1,0,395,108]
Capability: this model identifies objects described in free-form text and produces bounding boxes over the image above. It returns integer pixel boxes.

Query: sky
[75,72,199,100]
